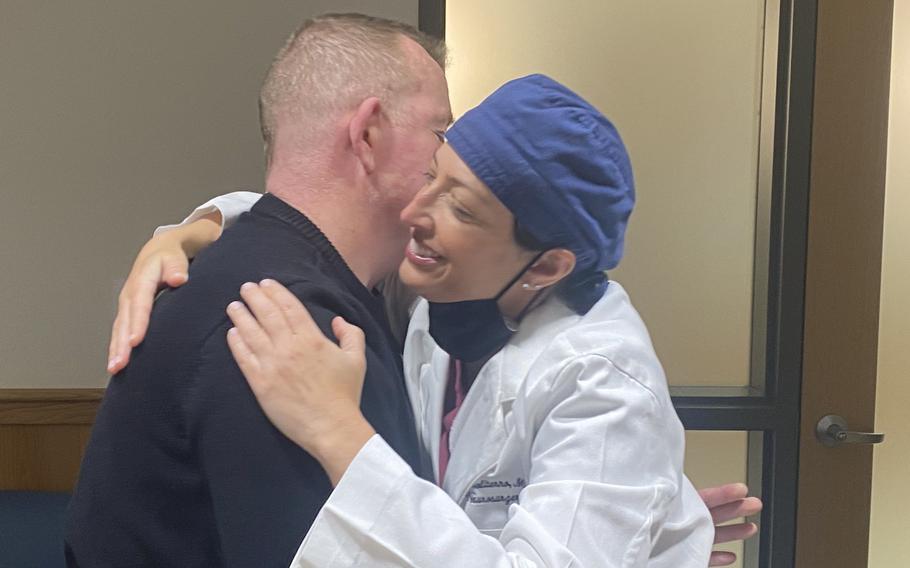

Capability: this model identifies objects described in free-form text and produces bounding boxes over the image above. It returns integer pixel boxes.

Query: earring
[522,282,542,291]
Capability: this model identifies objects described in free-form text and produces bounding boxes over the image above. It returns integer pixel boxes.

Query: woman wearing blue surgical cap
[235,74,713,566]
[114,75,724,565]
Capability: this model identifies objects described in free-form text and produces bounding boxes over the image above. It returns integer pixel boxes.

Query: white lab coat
[165,193,714,567]
[292,285,713,567]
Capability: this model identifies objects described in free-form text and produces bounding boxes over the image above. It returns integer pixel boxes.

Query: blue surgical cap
[446,74,635,278]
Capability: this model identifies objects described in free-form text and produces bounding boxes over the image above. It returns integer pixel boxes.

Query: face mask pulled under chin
[427,252,545,362]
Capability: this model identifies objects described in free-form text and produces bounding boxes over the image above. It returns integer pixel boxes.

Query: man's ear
[526,249,577,289]
[348,97,383,175]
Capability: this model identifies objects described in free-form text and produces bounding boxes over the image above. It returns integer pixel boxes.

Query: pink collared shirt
[438,358,465,486]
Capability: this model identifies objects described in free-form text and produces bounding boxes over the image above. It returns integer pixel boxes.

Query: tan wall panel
[447,0,765,386]
[869,0,910,566]
[0,0,418,389]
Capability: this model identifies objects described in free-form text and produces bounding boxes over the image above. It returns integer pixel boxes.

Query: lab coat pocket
[465,500,510,539]
[462,472,526,537]
[478,527,504,540]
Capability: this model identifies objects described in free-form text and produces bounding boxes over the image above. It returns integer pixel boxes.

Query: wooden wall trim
[1,388,104,490]
[0,388,104,425]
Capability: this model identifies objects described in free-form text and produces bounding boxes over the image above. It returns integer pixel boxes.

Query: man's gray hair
[259,13,447,158]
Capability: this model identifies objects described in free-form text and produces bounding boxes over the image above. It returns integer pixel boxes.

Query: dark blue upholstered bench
[0,491,69,568]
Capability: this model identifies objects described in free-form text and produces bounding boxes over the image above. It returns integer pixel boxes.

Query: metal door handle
[816,414,885,447]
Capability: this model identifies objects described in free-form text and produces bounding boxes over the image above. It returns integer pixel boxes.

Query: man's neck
[267,179,395,289]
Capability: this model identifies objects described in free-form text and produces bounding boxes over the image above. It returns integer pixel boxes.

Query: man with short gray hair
[65,13,452,567]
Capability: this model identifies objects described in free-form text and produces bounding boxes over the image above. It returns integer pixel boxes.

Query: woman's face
[398,143,541,304]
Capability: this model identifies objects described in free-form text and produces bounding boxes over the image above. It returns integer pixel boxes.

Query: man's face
[372,51,452,241]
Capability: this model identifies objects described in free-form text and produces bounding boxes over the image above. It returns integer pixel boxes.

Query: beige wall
[447,0,765,387]
[869,0,910,565]
[0,0,418,388]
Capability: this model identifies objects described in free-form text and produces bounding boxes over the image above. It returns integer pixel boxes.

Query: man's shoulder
[135,238,338,367]
[149,269,342,344]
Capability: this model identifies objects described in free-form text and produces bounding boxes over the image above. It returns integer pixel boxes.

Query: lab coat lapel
[423,347,450,484]
[441,353,506,500]
[441,298,579,501]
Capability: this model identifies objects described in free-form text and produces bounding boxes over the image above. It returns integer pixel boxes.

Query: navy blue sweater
[65,194,423,567]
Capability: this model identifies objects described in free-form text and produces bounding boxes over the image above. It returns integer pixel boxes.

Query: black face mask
[428,252,545,362]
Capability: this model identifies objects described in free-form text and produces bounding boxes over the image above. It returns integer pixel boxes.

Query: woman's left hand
[226,279,376,486]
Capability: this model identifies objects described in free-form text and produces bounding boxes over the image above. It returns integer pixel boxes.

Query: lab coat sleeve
[292,435,520,568]
[502,354,712,567]
[291,354,711,567]
[152,191,262,236]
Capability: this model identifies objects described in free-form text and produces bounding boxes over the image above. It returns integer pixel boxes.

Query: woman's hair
[513,221,605,315]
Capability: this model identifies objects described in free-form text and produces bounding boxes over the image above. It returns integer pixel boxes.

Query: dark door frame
[418,0,445,39]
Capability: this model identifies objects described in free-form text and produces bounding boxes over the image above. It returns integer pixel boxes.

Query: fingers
[128,261,165,347]
[107,327,118,372]
[108,304,130,373]
[710,496,763,524]
[699,483,749,510]
[226,327,261,384]
[259,279,321,336]
[708,551,737,567]
[715,521,759,545]
[106,231,194,373]
[239,282,292,337]
[332,317,366,359]
[243,282,355,360]
[226,300,273,353]
[162,255,189,288]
